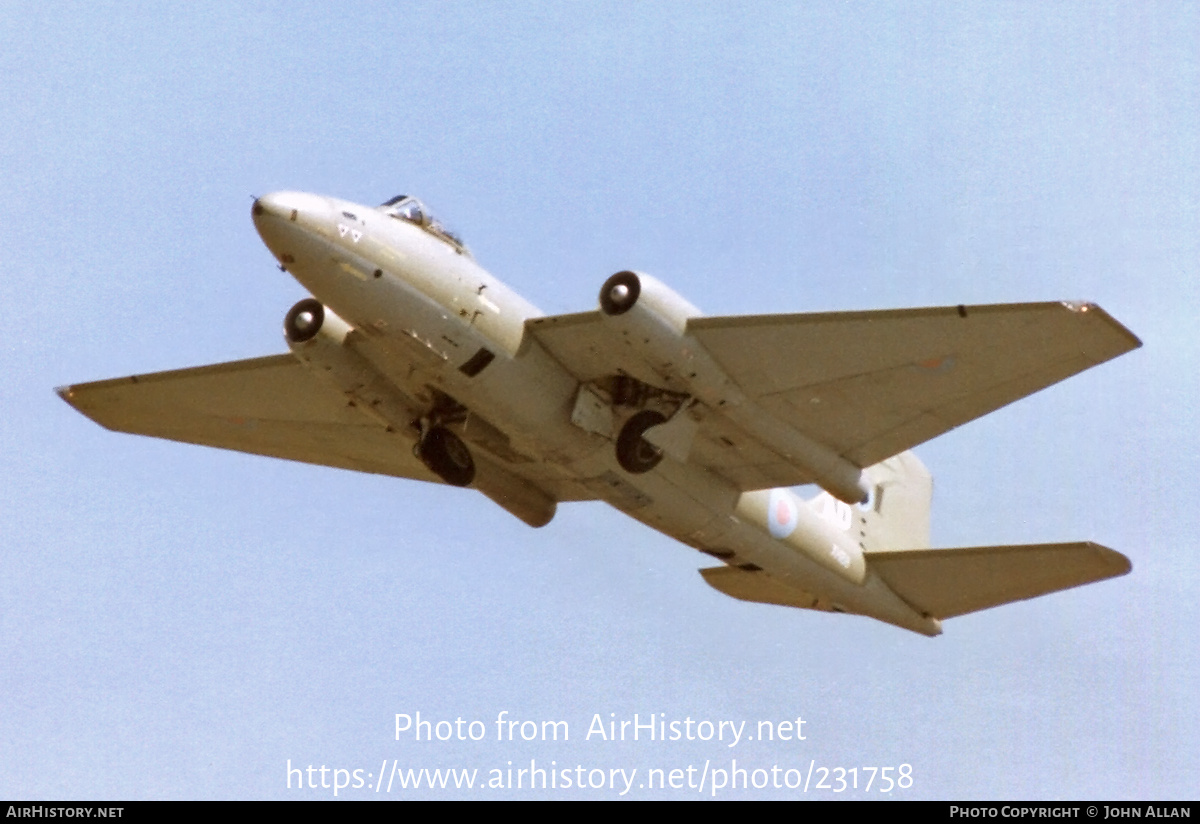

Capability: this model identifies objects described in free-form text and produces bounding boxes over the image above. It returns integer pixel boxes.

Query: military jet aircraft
[58,192,1141,635]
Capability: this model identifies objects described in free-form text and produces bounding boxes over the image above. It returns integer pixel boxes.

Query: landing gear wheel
[417,427,476,487]
[616,410,666,474]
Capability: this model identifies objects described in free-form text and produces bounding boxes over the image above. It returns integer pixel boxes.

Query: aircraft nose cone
[252,191,334,265]
[252,191,331,226]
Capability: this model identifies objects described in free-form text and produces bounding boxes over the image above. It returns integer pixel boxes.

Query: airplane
[57,191,1141,636]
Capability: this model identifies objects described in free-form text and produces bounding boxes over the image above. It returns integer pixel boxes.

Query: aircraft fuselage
[251,191,942,635]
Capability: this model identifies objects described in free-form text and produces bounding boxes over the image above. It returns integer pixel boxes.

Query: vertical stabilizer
[858,451,932,552]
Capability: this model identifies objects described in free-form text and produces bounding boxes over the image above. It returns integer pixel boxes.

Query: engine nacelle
[281,298,558,528]
[597,271,703,392]
[596,274,871,505]
[283,297,414,429]
[284,297,352,348]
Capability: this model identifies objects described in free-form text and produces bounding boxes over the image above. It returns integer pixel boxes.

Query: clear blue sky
[2,2,1196,799]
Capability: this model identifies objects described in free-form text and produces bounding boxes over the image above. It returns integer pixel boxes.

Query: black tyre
[419,427,475,487]
[284,298,325,343]
[616,410,666,474]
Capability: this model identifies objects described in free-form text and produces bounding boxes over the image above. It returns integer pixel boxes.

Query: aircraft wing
[531,302,1141,483]
[688,302,1140,468]
[865,542,1131,619]
[57,354,448,484]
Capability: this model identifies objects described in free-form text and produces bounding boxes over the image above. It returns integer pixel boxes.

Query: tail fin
[850,451,1131,620]
[854,450,933,552]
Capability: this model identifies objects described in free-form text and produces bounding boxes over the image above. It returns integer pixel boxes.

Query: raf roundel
[767,488,799,539]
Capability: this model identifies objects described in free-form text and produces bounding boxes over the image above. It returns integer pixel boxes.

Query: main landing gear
[415,425,475,487]
[615,409,666,474]
[411,392,476,487]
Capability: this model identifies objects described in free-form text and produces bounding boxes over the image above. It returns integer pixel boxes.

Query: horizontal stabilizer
[866,542,1131,619]
[700,567,821,611]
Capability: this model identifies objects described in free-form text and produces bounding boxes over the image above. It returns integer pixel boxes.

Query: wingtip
[1062,301,1143,351]
[1086,541,1132,577]
[1110,549,1133,577]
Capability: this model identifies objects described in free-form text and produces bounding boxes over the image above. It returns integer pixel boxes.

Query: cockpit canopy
[379,195,470,257]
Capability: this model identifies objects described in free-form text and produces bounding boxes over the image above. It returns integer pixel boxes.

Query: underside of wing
[682,412,821,489]
[688,302,1141,468]
[58,354,445,483]
[865,542,1131,619]
[59,354,598,510]
[530,312,820,489]
[530,302,1139,489]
